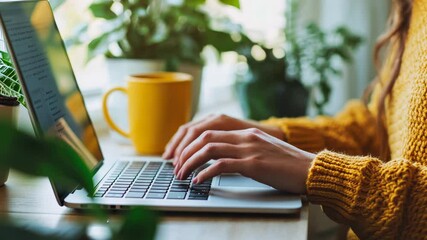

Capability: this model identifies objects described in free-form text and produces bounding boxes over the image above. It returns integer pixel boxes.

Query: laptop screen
[0,2,103,171]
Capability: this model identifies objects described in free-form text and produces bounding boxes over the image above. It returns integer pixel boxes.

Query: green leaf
[184,0,206,7]
[64,24,89,48]
[89,0,116,20]
[116,207,159,240]
[148,20,169,44]
[219,0,240,8]
[205,30,241,52]
[0,121,94,195]
[0,52,27,107]
[87,27,127,60]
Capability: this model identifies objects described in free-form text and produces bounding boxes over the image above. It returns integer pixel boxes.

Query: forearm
[307,151,427,239]
[262,100,380,155]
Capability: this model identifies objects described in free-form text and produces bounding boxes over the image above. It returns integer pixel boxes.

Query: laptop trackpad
[219,174,270,188]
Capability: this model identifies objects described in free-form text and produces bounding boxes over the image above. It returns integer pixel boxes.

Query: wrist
[300,152,316,194]
[263,125,287,141]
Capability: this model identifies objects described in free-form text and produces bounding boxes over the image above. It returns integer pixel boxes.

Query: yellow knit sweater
[263,0,427,239]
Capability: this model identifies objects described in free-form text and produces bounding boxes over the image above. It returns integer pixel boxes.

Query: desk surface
[3,103,308,240]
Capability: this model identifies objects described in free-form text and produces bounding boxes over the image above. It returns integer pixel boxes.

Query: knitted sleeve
[307,151,427,239]
[262,100,379,156]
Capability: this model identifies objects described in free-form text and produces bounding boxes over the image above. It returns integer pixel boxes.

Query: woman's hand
[162,114,285,163]
[174,128,315,194]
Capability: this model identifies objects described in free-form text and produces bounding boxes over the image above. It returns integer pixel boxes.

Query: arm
[163,100,377,161]
[262,100,380,156]
[172,126,426,239]
[308,151,427,239]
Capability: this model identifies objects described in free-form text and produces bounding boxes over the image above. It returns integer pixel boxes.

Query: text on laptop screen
[0,1,103,167]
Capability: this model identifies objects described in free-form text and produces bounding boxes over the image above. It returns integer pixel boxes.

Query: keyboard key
[113,181,131,184]
[152,183,170,187]
[148,189,167,194]
[169,188,188,192]
[128,189,147,193]
[94,192,105,197]
[189,191,209,197]
[95,189,107,194]
[135,179,152,183]
[118,177,136,180]
[173,180,191,184]
[154,180,171,185]
[116,179,133,182]
[112,183,130,188]
[108,190,126,195]
[151,186,169,191]
[146,192,166,199]
[110,188,128,193]
[188,195,209,200]
[156,177,173,181]
[126,192,145,198]
[105,193,124,198]
[138,175,155,179]
[191,186,210,192]
[133,183,151,187]
[167,192,186,199]
[171,184,189,189]
[130,186,148,191]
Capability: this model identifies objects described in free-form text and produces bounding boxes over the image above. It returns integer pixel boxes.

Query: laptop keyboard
[93,161,212,200]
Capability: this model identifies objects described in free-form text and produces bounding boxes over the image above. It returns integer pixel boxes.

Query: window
[0,29,5,52]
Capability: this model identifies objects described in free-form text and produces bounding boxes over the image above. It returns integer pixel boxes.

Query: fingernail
[192,177,199,185]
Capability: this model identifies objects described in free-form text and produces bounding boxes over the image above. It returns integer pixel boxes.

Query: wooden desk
[0,170,308,240]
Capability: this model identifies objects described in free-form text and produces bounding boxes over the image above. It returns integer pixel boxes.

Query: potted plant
[235,44,309,121]
[71,0,242,114]
[235,0,362,120]
[284,0,363,115]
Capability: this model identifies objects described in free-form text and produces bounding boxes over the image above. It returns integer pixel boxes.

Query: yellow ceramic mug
[102,72,192,155]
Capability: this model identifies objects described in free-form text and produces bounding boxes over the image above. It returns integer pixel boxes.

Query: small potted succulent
[0,50,26,107]
[0,50,26,185]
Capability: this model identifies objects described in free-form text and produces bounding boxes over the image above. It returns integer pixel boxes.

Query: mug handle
[102,87,130,138]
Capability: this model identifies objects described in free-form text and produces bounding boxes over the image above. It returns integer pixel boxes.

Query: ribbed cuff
[262,117,326,152]
[307,150,377,220]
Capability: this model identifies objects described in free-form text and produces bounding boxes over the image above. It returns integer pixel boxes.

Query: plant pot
[236,79,309,121]
[0,100,19,186]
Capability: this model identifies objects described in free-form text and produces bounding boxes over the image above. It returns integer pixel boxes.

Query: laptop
[0,0,301,214]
